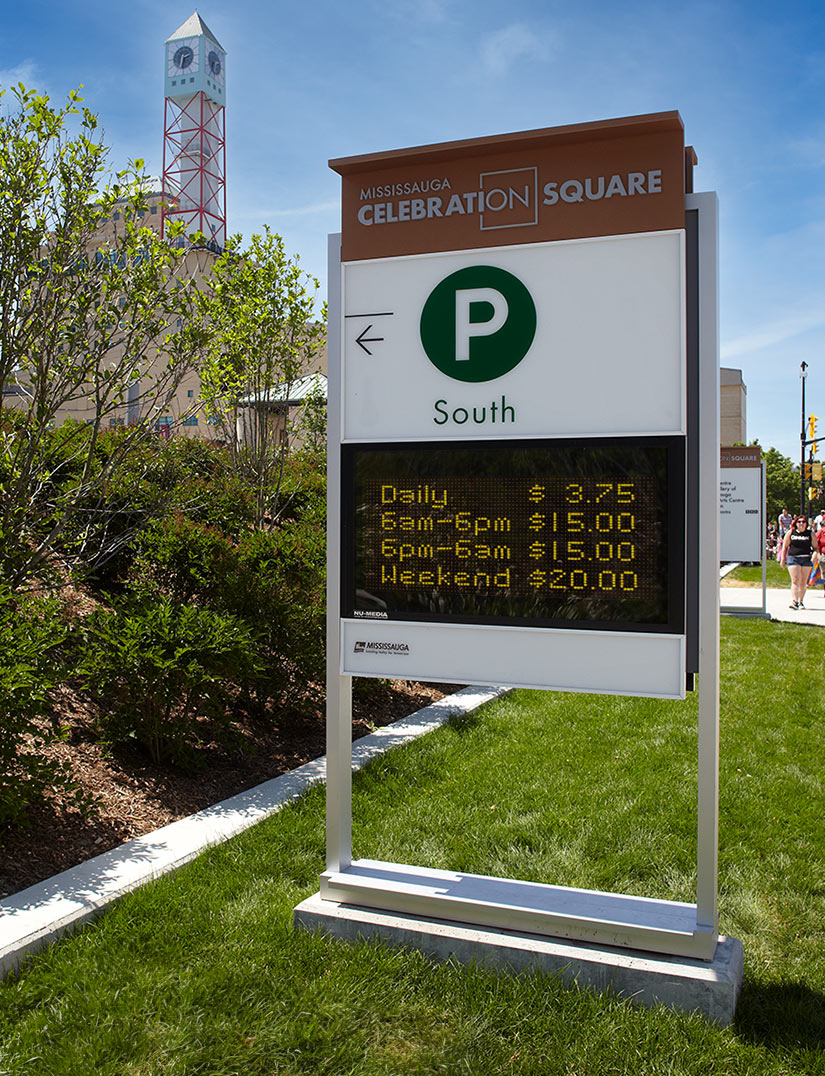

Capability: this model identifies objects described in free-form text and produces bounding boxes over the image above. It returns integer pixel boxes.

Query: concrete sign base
[294,893,743,1026]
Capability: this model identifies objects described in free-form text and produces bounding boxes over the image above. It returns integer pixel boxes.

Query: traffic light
[808,414,818,441]
[804,461,813,479]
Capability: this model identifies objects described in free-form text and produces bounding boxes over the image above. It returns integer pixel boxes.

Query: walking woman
[780,514,814,609]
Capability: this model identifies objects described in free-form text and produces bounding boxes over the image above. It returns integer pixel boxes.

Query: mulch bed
[0,679,454,900]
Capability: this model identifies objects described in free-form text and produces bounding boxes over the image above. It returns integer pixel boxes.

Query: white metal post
[689,192,720,938]
[761,462,768,615]
[325,233,352,874]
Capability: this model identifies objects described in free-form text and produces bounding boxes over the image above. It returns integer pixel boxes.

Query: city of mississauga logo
[420,265,537,383]
[354,640,410,655]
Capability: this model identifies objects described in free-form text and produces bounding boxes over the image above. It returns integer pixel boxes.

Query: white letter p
[455,288,508,362]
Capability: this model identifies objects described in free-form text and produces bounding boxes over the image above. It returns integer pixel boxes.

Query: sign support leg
[325,232,352,873]
[326,673,352,873]
[690,191,719,938]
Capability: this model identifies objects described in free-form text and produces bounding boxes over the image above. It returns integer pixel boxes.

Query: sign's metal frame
[321,166,720,958]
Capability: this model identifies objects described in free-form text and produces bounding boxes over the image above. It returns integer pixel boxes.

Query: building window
[113,211,120,220]
[187,389,194,397]
[109,417,125,426]
[182,415,199,427]
[151,205,158,214]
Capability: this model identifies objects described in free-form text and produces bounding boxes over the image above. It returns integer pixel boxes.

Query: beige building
[47,186,220,439]
[5,185,327,443]
[720,367,747,446]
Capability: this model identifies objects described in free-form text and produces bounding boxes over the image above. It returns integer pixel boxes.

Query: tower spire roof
[166,11,223,49]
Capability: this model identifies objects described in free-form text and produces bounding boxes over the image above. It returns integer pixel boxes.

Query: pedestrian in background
[779,514,814,609]
[813,523,825,596]
[766,522,778,559]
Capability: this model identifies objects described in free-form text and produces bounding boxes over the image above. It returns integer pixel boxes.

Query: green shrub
[81,599,260,768]
[50,433,250,588]
[180,472,257,538]
[222,518,326,708]
[0,588,90,826]
[130,516,238,606]
[128,497,326,711]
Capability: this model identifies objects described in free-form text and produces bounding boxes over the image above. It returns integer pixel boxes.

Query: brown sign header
[721,447,762,468]
[330,112,688,262]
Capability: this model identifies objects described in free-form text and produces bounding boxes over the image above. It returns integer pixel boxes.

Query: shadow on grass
[735,979,825,1050]
[447,707,485,734]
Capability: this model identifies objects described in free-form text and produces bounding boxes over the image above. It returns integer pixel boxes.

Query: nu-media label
[353,640,411,655]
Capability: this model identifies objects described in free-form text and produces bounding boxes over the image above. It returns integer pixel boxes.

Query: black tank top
[788,529,813,558]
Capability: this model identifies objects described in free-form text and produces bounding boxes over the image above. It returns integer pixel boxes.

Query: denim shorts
[786,555,813,567]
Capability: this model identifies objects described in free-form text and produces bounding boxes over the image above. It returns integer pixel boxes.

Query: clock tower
[162,12,227,251]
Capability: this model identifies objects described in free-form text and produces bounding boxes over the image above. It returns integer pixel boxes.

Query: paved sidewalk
[721,585,825,626]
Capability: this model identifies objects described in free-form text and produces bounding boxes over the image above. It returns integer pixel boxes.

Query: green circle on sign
[420,265,537,383]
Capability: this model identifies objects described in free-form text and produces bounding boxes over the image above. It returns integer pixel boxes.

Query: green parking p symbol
[420,265,536,383]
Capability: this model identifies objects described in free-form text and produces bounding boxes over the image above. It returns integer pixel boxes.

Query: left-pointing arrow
[356,325,384,355]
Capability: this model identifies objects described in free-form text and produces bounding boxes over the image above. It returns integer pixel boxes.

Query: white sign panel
[342,231,685,442]
[341,620,686,700]
[720,467,762,562]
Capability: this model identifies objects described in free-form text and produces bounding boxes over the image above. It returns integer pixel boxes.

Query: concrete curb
[719,562,740,578]
[0,684,511,978]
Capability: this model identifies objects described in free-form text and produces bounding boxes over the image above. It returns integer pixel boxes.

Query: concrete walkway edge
[0,684,511,978]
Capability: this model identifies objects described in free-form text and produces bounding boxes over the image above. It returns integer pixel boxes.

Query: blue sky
[2,0,824,461]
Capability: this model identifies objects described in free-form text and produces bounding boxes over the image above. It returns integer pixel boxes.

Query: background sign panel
[720,467,763,562]
[342,232,685,442]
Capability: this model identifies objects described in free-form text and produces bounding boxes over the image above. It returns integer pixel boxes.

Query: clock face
[167,37,200,77]
[174,45,194,69]
[207,48,225,85]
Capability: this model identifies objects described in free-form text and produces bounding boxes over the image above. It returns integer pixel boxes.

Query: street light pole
[800,361,808,516]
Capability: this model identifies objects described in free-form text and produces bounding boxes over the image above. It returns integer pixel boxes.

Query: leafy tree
[0,84,205,586]
[198,227,325,527]
[758,444,800,524]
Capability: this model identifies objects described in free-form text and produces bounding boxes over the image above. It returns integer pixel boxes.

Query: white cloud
[244,199,341,220]
[0,62,40,96]
[480,23,551,76]
[722,308,825,360]
[786,131,825,169]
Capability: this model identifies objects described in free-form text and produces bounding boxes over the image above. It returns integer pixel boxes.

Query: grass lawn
[1,618,824,1075]
[724,560,789,587]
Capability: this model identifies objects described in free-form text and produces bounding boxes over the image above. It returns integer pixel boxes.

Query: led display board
[342,437,685,634]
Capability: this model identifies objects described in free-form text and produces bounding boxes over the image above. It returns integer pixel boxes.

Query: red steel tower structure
[162,13,227,251]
